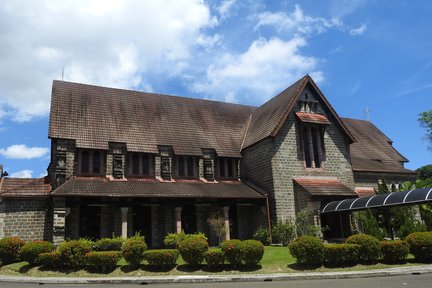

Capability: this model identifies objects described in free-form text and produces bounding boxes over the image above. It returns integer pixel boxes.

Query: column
[121,207,129,239]
[222,206,230,241]
[175,207,182,233]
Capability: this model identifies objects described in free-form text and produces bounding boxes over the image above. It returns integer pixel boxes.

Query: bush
[253,227,270,246]
[85,251,121,272]
[353,210,386,240]
[295,209,321,237]
[143,249,179,268]
[289,236,323,266]
[272,222,296,246]
[203,248,225,268]
[0,237,26,265]
[122,238,147,268]
[59,239,93,268]
[163,231,207,248]
[237,240,265,267]
[345,234,380,264]
[323,244,360,267]
[178,236,209,266]
[39,252,62,269]
[406,231,432,261]
[20,241,55,265]
[93,237,125,251]
[379,240,409,264]
[396,220,427,240]
[220,239,241,267]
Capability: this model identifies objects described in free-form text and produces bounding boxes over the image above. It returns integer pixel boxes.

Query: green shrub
[237,240,265,267]
[0,237,26,265]
[272,222,296,246]
[295,209,321,237]
[163,231,208,248]
[122,238,147,268]
[406,231,432,261]
[353,210,386,240]
[253,227,270,246]
[323,244,360,267]
[20,241,55,265]
[178,236,209,266]
[289,236,323,266]
[85,251,121,272]
[396,220,427,240]
[143,249,179,268]
[379,240,409,263]
[59,239,93,268]
[203,248,225,268]
[345,234,380,264]
[38,252,62,269]
[220,239,241,267]
[93,237,125,251]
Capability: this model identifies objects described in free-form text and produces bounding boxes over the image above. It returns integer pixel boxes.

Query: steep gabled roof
[242,75,355,149]
[0,177,51,198]
[49,81,255,157]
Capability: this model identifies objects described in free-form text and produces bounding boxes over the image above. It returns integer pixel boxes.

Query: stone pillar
[175,207,182,233]
[222,206,230,241]
[121,207,129,239]
[53,198,66,245]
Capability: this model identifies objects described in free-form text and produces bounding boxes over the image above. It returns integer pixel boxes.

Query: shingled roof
[341,118,414,174]
[49,81,254,157]
[0,177,51,198]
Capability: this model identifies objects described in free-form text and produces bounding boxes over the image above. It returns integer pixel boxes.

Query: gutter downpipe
[265,194,272,243]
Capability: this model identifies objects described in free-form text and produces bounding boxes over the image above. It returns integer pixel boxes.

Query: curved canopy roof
[321,187,432,213]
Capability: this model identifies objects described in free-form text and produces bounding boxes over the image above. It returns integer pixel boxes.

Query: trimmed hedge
[38,251,62,269]
[323,244,360,267]
[59,239,93,268]
[93,237,125,251]
[220,239,242,267]
[345,234,380,264]
[178,236,209,266]
[20,241,55,265]
[143,249,179,268]
[163,231,208,248]
[85,251,121,272]
[289,236,323,266]
[122,238,147,268]
[379,240,409,263]
[406,231,432,261]
[237,240,265,267]
[0,237,26,265]
[203,248,225,268]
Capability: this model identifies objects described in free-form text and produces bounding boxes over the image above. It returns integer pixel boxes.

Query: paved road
[0,274,431,288]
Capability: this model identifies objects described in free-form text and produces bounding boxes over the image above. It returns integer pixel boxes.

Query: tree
[419,110,432,150]
[416,164,432,180]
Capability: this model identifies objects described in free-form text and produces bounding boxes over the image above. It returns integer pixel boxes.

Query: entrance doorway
[321,211,351,239]
[79,205,100,240]
[132,206,152,247]
[181,205,197,234]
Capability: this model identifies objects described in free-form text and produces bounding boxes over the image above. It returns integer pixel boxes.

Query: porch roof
[51,177,266,199]
[0,177,51,198]
[293,177,357,197]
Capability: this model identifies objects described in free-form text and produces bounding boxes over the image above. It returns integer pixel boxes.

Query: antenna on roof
[62,67,64,81]
[364,107,372,121]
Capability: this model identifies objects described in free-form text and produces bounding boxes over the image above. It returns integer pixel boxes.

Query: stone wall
[353,172,415,191]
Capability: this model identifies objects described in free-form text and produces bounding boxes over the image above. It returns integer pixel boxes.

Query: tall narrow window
[302,128,312,168]
[93,151,101,174]
[81,151,90,173]
[311,127,321,168]
[219,158,225,177]
[132,154,140,175]
[178,157,185,177]
[227,159,234,177]
[142,154,150,175]
[187,157,194,176]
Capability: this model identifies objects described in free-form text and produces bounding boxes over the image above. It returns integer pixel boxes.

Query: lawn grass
[0,246,428,278]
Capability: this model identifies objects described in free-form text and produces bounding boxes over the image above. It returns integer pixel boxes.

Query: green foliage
[38,252,62,269]
[345,234,380,264]
[178,236,209,266]
[59,239,93,268]
[419,110,432,150]
[20,241,55,265]
[295,209,321,237]
[121,237,147,268]
[237,240,265,267]
[272,221,296,246]
[406,231,432,261]
[207,211,227,243]
[289,236,324,266]
[353,210,386,240]
[143,249,179,268]
[323,244,360,267]
[379,240,409,264]
[220,239,242,267]
[85,251,121,272]
[416,164,432,180]
[93,237,125,251]
[396,218,426,239]
[203,248,225,268]
[253,226,270,246]
[0,237,25,265]
[163,231,208,248]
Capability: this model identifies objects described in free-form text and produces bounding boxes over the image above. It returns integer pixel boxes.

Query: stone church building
[0,75,415,245]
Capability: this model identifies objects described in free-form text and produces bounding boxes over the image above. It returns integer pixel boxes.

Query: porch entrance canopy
[321,187,432,213]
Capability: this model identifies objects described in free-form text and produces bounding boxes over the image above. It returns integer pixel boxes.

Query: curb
[0,265,431,284]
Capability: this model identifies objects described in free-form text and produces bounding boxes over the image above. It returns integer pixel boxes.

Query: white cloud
[349,23,367,35]
[0,144,49,159]
[217,0,237,19]
[10,169,33,178]
[0,0,214,121]
[193,37,322,104]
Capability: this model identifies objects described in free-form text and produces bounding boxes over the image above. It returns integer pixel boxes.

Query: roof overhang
[295,112,331,125]
[293,177,357,197]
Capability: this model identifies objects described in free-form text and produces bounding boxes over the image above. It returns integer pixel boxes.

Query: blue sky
[0,0,431,178]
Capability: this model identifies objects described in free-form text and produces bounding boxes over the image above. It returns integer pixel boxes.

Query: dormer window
[218,157,238,178]
[175,156,197,178]
[128,153,154,176]
[78,149,106,175]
